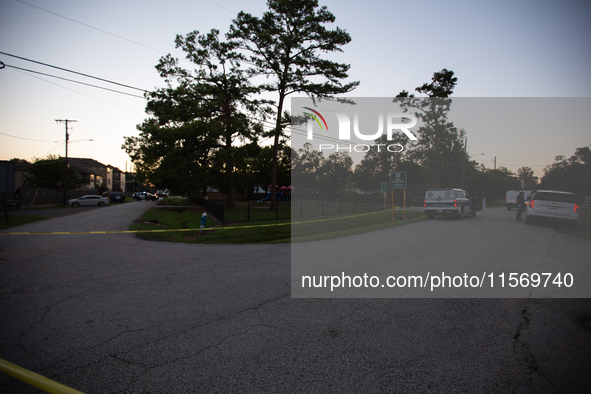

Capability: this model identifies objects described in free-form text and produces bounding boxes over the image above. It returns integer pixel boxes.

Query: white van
[505,190,533,210]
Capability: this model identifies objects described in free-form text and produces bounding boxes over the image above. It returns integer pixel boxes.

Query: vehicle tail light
[453,199,457,208]
[529,200,534,209]
[574,204,579,213]
[424,199,426,207]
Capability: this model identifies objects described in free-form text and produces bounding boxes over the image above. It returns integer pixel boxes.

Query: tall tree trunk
[270,91,285,211]
[226,134,234,208]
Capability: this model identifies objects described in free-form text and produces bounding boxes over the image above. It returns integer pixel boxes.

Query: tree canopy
[394,69,465,189]
[228,0,358,208]
[22,155,82,190]
[123,29,263,205]
[540,146,591,198]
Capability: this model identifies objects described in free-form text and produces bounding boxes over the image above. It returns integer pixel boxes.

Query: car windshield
[533,192,576,203]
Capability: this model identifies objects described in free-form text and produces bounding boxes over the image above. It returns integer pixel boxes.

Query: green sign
[380,182,388,193]
[390,171,407,189]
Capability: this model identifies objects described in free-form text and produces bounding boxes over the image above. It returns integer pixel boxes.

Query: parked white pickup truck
[424,188,476,220]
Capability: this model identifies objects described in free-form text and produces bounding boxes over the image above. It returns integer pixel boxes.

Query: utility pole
[55,119,77,205]
[461,137,467,189]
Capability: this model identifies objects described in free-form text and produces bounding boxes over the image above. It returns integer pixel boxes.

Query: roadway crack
[512,304,560,392]
[15,287,98,347]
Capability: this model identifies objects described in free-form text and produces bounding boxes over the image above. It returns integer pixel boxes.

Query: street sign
[380,182,388,193]
[390,171,407,189]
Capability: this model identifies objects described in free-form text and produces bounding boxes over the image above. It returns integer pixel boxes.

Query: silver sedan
[67,195,110,207]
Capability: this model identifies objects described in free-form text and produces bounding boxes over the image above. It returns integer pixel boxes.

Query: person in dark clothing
[516,192,525,221]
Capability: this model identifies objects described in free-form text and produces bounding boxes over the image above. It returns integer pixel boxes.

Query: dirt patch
[184,229,217,241]
[164,208,188,213]
[134,219,167,227]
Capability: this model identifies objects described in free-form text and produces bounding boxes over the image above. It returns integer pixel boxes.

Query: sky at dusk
[1,0,590,177]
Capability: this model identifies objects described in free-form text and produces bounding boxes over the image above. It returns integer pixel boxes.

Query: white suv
[525,190,579,228]
[424,188,475,220]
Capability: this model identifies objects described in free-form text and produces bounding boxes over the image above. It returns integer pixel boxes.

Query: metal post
[403,189,406,221]
[391,189,394,222]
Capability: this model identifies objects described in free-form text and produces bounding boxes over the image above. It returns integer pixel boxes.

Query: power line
[0,131,58,143]
[209,0,237,15]
[0,51,148,93]
[3,64,146,98]
[12,69,147,115]
[13,0,166,54]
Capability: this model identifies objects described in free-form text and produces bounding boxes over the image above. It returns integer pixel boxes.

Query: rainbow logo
[303,107,329,132]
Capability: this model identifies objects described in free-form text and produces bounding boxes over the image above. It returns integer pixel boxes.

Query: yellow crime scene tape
[0,209,404,235]
[0,357,85,394]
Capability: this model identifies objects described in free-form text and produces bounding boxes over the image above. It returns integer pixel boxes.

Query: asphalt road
[293,206,591,298]
[1,203,590,393]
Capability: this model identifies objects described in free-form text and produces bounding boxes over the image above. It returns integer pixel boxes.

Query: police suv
[424,188,476,220]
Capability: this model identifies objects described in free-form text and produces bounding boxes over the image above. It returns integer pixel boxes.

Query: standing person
[516,192,525,221]
[200,213,207,235]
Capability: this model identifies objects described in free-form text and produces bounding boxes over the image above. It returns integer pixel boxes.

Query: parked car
[156,189,169,198]
[424,188,477,220]
[133,191,158,201]
[67,195,109,207]
[525,190,579,228]
[505,190,533,210]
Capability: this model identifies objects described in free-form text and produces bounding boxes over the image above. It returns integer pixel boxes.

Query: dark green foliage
[464,165,521,202]
[517,167,539,189]
[22,155,82,189]
[123,29,262,205]
[394,69,465,189]
[292,143,355,200]
[353,134,427,194]
[540,146,591,199]
[228,0,358,208]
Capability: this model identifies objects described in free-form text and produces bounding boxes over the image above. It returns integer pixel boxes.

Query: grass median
[130,205,425,244]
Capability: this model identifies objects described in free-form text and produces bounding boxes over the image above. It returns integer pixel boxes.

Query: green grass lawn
[156,198,196,207]
[291,210,425,242]
[130,205,425,244]
[225,202,291,222]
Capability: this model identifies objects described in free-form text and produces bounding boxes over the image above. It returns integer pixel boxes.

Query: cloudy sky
[1,0,590,177]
